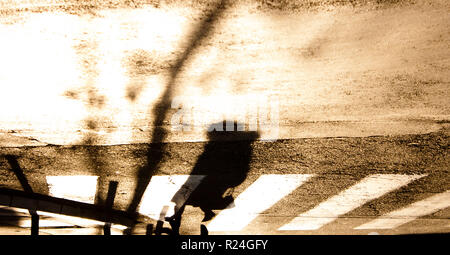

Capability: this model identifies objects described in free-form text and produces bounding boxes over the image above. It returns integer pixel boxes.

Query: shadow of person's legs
[167,121,259,234]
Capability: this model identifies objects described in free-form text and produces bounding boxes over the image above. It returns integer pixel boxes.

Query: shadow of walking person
[166,121,259,235]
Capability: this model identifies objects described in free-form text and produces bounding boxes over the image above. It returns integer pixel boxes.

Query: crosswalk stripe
[138,175,205,220]
[46,176,98,203]
[354,190,450,230]
[207,174,313,232]
[278,174,426,231]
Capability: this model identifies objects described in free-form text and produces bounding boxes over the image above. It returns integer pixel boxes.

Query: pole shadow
[124,0,230,234]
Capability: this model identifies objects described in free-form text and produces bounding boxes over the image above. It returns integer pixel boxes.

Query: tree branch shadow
[124,0,230,234]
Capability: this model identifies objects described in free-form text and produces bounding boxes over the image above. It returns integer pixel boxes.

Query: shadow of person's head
[205,121,260,142]
[180,121,260,220]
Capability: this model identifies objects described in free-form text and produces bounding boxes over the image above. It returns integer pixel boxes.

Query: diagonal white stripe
[278,174,426,231]
[207,174,313,231]
[138,175,205,220]
[46,175,98,203]
[354,190,450,230]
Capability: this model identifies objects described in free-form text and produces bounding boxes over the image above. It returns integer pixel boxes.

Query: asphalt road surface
[0,126,448,235]
[0,0,449,235]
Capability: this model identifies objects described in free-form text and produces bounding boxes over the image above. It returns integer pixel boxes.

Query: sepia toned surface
[0,0,448,235]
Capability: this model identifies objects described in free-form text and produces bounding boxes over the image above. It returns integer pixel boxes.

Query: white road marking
[39,227,117,235]
[36,211,117,229]
[207,174,313,231]
[0,206,128,232]
[278,174,426,231]
[46,175,98,203]
[138,175,205,220]
[0,206,82,228]
[8,204,130,233]
[355,190,450,230]
[18,219,74,228]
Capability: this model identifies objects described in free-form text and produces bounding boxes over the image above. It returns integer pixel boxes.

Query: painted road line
[39,227,108,235]
[37,210,108,228]
[207,174,313,232]
[0,206,128,232]
[0,206,76,228]
[138,175,205,220]
[278,174,426,231]
[0,205,29,216]
[355,190,450,230]
[18,219,74,228]
[46,176,98,203]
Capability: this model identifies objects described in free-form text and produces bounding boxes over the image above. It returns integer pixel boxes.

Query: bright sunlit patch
[354,190,450,230]
[46,175,98,203]
[278,174,426,231]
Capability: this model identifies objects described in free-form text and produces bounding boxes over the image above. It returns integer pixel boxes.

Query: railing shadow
[4,155,40,235]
